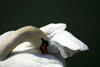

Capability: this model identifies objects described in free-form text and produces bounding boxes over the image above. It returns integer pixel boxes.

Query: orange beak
[40,38,49,54]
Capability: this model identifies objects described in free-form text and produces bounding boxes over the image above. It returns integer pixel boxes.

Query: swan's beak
[0,26,49,61]
[40,38,49,54]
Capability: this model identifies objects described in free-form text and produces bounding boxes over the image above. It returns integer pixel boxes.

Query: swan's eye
[40,38,49,54]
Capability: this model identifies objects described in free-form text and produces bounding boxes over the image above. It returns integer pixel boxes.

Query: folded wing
[40,23,89,58]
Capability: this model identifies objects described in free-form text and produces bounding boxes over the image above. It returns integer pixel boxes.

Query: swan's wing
[49,30,88,58]
[0,31,15,45]
[40,23,88,58]
[40,23,66,35]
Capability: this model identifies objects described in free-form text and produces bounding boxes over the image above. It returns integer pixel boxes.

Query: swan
[0,23,88,67]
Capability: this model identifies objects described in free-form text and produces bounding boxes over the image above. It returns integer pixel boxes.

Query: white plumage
[40,23,88,58]
[0,23,88,67]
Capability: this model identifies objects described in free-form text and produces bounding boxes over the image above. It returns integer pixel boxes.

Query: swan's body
[0,54,64,67]
[0,23,88,67]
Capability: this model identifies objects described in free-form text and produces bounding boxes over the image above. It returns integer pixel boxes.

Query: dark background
[0,0,99,67]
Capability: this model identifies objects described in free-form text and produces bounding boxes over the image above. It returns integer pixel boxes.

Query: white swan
[0,23,88,67]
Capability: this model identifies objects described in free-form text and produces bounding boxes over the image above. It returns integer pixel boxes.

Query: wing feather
[49,30,88,58]
[40,23,66,35]
[40,23,89,58]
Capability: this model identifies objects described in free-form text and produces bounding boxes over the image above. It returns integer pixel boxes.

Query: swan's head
[0,26,49,60]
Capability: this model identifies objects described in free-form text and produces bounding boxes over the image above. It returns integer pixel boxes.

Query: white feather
[40,23,89,58]
[50,30,88,51]
[0,53,64,67]
[40,23,66,35]
[0,31,15,45]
